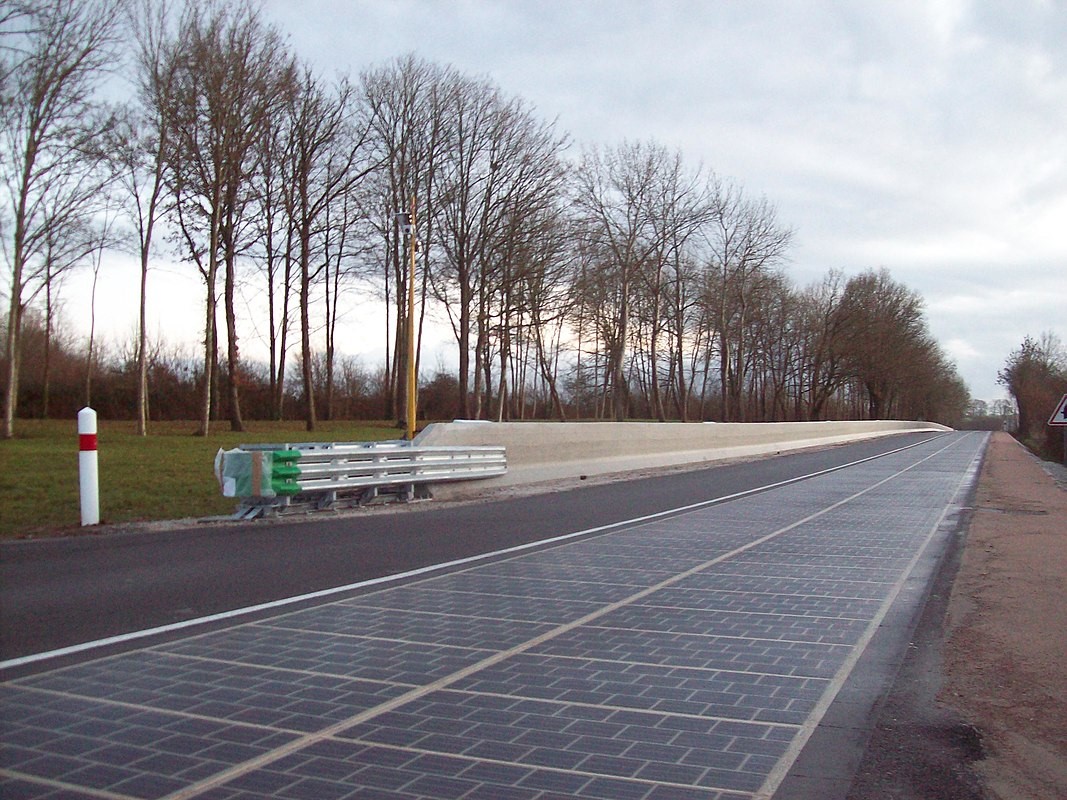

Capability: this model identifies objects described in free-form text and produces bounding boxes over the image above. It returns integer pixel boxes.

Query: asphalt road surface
[3,432,951,663]
[1,431,987,800]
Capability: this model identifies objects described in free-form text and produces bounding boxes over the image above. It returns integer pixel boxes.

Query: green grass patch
[0,419,401,539]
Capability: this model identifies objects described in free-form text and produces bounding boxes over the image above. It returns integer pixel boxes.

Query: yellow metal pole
[406,195,417,441]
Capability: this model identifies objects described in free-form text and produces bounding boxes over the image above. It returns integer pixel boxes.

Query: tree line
[2,0,970,438]
[998,333,1067,461]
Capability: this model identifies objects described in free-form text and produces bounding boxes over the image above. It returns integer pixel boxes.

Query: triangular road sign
[1050,393,1067,426]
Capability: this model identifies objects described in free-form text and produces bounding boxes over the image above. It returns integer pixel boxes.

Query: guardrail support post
[78,407,100,526]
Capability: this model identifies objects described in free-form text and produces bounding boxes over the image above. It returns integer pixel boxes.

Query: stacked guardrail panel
[215,440,506,516]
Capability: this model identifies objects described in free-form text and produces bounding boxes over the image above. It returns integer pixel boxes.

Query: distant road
[1,432,947,663]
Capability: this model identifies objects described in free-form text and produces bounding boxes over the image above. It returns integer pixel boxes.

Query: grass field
[0,419,401,539]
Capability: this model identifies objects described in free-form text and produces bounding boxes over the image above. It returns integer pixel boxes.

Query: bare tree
[703,181,793,421]
[566,236,617,418]
[837,268,926,418]
[82,215,115,406]
[38,203,95,416]
[283,67,374,431]
[163,0,295,435]
[430,78,568,419]
[362,57,568,424]
[321,173,374,421]
[360,55,453,426]
[491,106,568,421]
[247,63,295,420]
[999,332,1067,447]
[741,270,796,421]
[1,0,124,438]
[894,337,968,425]
[643,156,714,420]
[425,72,497,418]
[573,141,676,420]
[109,0,183,435]
[509,208,574,420]
[795,270,850,420]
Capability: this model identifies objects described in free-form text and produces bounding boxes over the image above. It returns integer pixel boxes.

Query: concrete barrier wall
[415,420,951,495]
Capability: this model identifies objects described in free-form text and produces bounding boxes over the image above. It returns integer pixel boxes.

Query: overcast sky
[77,0,1066,403]
[265,0,1066,402]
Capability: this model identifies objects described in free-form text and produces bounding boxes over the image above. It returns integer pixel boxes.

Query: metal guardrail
[214,440,507,518]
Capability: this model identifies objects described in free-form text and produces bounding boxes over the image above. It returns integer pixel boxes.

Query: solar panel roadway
[1,432,988,800]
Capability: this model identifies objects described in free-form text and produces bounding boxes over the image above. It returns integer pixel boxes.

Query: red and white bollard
[78,407,99,526]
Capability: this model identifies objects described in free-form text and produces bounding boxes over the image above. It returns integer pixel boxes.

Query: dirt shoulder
[845,431,1067,800]
[940,431,1067,799]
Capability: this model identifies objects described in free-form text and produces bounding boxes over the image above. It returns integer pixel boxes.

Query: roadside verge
[940,432,1067,799]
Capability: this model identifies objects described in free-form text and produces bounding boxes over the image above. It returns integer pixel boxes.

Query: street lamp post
[402,198,418,441]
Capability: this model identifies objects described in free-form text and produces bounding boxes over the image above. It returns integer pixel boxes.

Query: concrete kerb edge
[418,421,950,499]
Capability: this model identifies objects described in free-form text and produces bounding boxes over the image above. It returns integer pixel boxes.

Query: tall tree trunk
[264,241,283,421]
[650,330,666,422]
[673,279,689,421]
[612,289,630,422]
[135,136,166,436]
[300,253,316,432]
[273,252,294,421]
[457,275,472,418]
[224,252,244,432]
[197,265,217,437]
[718,333,730,422]
[533,315,566,421]
[42,272,54,418]
[84,257,102,408]
[2,296,21,439]
[136,241,150,434]
[324,255,335,422]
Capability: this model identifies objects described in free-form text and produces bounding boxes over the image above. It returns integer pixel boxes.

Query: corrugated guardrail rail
[214,440,507,518]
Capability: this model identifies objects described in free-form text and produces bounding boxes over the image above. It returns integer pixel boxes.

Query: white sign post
[78,407,100,526]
